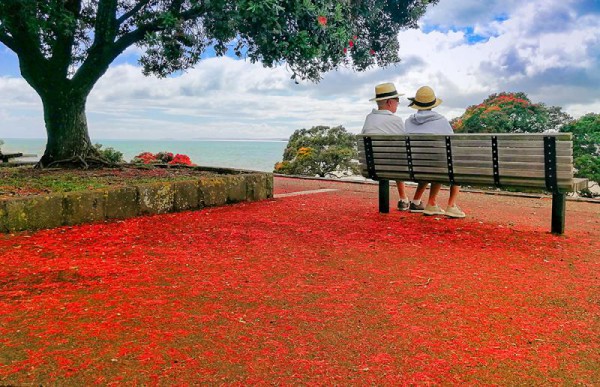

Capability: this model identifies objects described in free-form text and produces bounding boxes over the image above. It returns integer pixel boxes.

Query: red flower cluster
[132,152,195,166]
[134,152,156,164]
[169,154,194,166]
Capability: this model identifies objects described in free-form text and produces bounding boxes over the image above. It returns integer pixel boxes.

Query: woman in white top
[404,86,465,218]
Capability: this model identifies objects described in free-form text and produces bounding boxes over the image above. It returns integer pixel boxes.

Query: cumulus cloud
[0,0,598,140]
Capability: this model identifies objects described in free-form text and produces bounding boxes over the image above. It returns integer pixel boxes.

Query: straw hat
[408,86,443,110]
[369,82,404,101]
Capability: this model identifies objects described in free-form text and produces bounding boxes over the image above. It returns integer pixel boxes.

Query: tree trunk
[38,90,103,168]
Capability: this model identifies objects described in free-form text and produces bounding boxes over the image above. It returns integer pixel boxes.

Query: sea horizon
[1,137,289,142]
[0,138,289,172]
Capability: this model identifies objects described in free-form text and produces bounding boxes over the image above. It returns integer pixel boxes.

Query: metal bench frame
[358,133,588,234]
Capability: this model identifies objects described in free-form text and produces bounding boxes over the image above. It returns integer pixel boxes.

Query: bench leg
[551,192,566,234]
[379,180,390,213]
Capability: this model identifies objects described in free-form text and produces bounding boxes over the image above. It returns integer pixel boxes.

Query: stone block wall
[0,170,273,233]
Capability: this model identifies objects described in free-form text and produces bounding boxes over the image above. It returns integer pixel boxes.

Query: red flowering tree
[451,92,571,133]
[0,1,435,168]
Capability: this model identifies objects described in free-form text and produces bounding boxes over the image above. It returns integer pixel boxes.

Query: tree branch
[0,5,51,93]
[49,0,83,79]
[116,0,152,26]
[70,0,119,93]
[0,30,17,52]
[93,0,119,47]
[112,3,205,58]
[72,1,206,93]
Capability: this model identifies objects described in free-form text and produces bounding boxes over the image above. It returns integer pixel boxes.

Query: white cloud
[0,0,598,140]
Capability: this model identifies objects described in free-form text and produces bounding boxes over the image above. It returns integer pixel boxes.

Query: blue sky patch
[421,25,494,44]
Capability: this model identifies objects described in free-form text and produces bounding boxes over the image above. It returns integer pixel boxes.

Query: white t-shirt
[404,110,453,134]
[362,109,406,134]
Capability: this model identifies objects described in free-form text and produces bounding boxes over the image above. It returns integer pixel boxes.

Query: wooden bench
[0,152,37,163]
[358,133,588,234]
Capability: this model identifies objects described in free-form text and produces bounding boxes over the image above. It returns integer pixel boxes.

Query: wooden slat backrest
[357,133,582,192]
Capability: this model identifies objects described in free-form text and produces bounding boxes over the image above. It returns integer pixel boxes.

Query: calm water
[0,138,288,172]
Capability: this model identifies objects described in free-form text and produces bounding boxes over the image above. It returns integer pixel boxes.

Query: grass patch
[0,165,214,198]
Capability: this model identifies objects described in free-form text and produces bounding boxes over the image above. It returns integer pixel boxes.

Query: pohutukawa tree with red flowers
[450,92,571,134]
[0,0,436,168]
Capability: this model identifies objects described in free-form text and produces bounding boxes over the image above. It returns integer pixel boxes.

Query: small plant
[0,139,4,152]
[94,143,124,163]
[155,152,174,163]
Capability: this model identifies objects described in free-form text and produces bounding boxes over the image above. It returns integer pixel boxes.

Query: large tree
[0,0,435,168]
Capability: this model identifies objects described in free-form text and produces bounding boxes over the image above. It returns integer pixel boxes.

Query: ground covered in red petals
[1,177,599,384]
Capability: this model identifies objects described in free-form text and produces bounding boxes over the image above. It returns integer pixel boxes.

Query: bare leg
[427,183,443,206]
[412,182,429,202]
[395,181,408,201]
[448,185,460,207]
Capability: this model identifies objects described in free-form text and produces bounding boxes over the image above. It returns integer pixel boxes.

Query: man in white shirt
[404,86,465,218]
[362,82,410,211]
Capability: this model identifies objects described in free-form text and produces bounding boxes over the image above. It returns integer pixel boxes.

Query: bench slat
[362,153,574,165]
[453,147,573,157]
[362,145,573,157]
[367,139,573,149]
[372,171,580,191]
[368,157,573,172]
[359,133,572,141]
[368,164,573,179]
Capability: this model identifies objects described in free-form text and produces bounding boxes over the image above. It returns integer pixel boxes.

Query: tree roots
[35,155,113,170]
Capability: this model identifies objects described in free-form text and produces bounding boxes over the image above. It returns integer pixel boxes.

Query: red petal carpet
[1,177,598,384]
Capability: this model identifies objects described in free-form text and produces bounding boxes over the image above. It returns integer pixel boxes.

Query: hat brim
[408,97,443,110]
[369,92,405,102]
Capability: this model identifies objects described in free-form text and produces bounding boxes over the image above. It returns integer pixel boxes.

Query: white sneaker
[445,205,466,218]
[423,204,445,216]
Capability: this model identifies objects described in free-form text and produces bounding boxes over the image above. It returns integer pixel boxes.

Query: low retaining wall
[0,169,273,233]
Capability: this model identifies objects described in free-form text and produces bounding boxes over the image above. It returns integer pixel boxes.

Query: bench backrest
[358,133,585,192]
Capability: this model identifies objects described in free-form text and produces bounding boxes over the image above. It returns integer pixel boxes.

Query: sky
[0,0,599,140]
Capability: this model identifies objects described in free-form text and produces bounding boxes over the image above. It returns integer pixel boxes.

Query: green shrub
[274,125,359,177]
[94,143,125,164]
[560,113,600,197]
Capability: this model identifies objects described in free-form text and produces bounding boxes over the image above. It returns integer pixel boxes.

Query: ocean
[0,138,288,172]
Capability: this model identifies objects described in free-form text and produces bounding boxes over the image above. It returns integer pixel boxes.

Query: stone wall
[0,170,273,233]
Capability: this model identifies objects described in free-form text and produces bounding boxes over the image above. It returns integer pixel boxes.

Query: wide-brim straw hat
[369,82,404,101]
[408,86,443,110]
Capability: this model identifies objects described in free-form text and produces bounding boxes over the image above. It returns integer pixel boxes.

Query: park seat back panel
[358,133,586,192]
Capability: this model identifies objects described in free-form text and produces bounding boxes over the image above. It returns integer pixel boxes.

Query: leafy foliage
[451,92,571,133]
[561,113,600,194]
[0,0,436,83]
[274,125,358,177]
[94,143,125,164]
